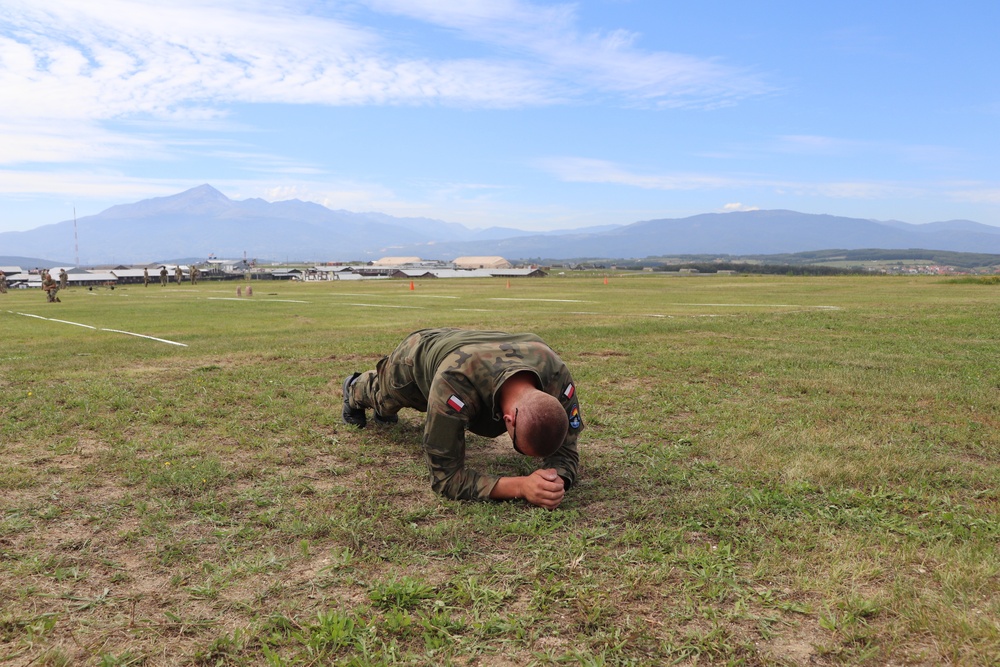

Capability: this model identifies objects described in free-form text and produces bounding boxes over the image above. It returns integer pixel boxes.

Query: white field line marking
[490,298,592,303]
[10,311,186,346]
[684,303,842,309]
[100,329,188,347]
[454,308,496,312]
[48,318,98,329]
[345,302,424,309]
[206,297,308,303]
[327,292,455,300]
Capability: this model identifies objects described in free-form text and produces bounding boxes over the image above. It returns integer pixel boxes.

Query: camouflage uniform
[174,266,183,284]
[0,272,7,294]
[159,267,167,286]
[143,268,149,287]
[42,273,60,302]
[59,269,68,289]
[348,328,583,501]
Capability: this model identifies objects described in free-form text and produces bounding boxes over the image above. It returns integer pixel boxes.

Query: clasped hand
[521,468,565,510]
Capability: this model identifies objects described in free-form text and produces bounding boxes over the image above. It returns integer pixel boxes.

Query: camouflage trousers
[349,332,429,417]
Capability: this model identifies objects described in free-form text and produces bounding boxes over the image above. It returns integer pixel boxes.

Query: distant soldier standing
[59,268,68,289]
[143,267,150,287]
[174,266,183,284]
[190,265,199,285]
[0,271,7,294]
[159,266,168,286]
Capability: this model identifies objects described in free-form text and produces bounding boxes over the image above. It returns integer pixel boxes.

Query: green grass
[2,273,999,665]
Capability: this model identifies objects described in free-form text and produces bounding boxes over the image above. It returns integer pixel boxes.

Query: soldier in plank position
[342,328,582,509]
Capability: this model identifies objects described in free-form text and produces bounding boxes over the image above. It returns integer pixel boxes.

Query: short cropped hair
[517,391,569,457]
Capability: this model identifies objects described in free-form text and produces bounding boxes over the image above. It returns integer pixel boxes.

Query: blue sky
[1,0,998,233]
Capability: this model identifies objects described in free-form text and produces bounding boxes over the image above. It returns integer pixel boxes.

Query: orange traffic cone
[409,280,415,290]
[506,280,510,289]
[603,276,608,285]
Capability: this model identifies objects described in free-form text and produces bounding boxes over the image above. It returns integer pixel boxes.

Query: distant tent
[372,257,423,266]
[453,256,512,269]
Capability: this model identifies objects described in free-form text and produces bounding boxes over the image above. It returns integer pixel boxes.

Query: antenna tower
[73,207,80,267]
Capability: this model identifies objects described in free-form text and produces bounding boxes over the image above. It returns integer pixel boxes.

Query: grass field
[2,273,999,666]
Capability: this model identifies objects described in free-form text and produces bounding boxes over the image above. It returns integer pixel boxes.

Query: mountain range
[2,184,1000,265]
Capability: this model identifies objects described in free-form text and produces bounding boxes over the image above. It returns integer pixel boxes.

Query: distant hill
[0,255,61,269]
[1,184,999,264]
[406,210,1000,259]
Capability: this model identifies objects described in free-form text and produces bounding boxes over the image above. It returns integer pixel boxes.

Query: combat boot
[342,373,367,427]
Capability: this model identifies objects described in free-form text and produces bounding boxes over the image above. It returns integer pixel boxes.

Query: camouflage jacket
[398,328,583,501]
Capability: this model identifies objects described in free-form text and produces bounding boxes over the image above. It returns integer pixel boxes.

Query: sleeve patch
[569,403,582,429]
[563,383,575,400]
[446,395,466,412]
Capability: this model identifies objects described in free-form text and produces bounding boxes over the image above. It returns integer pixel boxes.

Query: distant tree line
[525,248,1000,273]
[744,249,1000,270]
[656,262,857,276]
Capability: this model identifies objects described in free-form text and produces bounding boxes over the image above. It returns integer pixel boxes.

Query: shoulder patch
[446,395,466,412]
[569,403,582,429]
[563,383,575,400]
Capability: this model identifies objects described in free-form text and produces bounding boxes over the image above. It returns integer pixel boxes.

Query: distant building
[205,259,252,273]
[453,256,512,269]
[389,267,546,279]
[372,256,424,266]
[268,268,303,281]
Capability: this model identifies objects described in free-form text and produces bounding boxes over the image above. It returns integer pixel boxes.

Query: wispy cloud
[772,135,962,165]
[0,0,770,183]
[1,0,768,127]
[0,121,170,164]
[945,184,1000,205]
[535,157,738,190]
[537,155,920,200]
[365,0,770,108]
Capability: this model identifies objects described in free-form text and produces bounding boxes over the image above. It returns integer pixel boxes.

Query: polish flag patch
[563,383,575,400]
[447,395,466,412]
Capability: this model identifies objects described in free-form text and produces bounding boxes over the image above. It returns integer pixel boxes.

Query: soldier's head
[506,390,568,458]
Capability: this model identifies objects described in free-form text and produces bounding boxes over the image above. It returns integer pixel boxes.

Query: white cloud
[807,181,915,200]
[1,0,768,130]
[0,170,192,200]
[945,184,1000,205]
[0,0,555,132]
[723,203,758,212]
[536,157,737,190]
[364,0,769,107]
[537,155,924,202]
[0,121,170,165]
[771,135,963,167]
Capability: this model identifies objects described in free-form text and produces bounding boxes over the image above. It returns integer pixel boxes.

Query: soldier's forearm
[489,476,526,501]
[490,469,565,509]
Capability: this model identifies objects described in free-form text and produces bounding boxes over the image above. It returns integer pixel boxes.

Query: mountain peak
[99,184,233,220]
[184,183,229,201]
